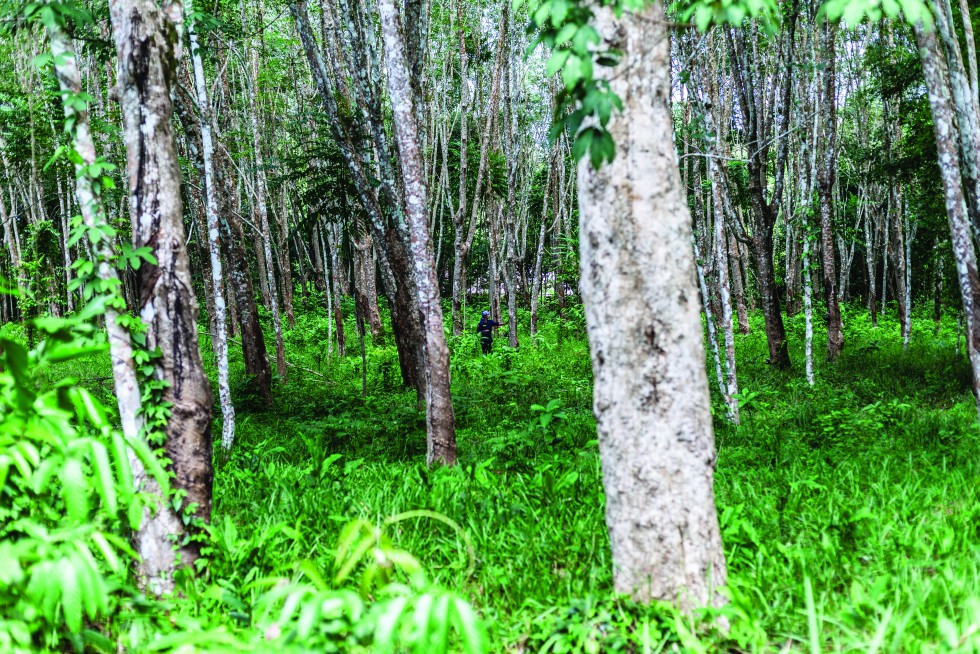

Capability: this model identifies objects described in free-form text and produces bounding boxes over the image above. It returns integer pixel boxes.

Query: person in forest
[477,310,501,354]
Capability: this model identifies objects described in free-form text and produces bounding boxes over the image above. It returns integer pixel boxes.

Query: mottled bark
[531,150,556,337]
[109,0,213,591]
[187,0,235,449]
[45,13,158,570]
[889,185,910,346]
[379,0,457,465]
[451,3,508,335]
[353,230,383,341]
[709,164,739,423]
[578,0,727,608]
[915,21,980,419]
[817,22,843,362]
[727,11,797,369]
[290,0,426,393]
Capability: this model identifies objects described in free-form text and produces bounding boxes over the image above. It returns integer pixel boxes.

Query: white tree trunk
[378,0,457,465]
[577,0,727,609]
[186,0,236,450]
[693,237,728,408]
[46,10,149,477]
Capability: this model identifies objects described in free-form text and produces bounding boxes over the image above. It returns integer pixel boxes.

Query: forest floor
[43,300,980,651]
[190,300,980,652]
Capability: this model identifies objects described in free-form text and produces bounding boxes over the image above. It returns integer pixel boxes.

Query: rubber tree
[577,0,728,608]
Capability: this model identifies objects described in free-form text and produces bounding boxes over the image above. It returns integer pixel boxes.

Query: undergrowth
[11,298,980,652]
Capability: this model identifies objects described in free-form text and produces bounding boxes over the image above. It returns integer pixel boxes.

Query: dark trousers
[480,336,492,354]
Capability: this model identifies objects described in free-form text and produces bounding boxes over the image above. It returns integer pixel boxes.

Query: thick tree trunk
[109,0,213,591]
[379,0,457,465]
[578,0,727,609]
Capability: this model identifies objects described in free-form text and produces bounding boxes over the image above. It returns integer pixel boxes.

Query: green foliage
[820,0,931,27]
[672,0,779,32]
[0,309,166,653]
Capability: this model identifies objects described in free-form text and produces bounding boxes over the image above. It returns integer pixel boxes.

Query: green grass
[24,298,980,651]
[190,299,980,651]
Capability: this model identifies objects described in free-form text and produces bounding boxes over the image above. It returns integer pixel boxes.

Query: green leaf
[374,596,409,652]
[562,54,583,90]
[554,22,578,45]
[843,0,866,26]
[450,595,486,654]
[411,592,434,654]
[546,49,571,76]
[61,458,89,524]
[90,441,118,515]
[60,557,83,633]
[571,126,594,162]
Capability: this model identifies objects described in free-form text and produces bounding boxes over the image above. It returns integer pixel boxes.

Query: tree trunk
[325,222,347,357]
[109,0,214,591]
[45,11,172,593]
[379,0,457,465]
[249,40,287,381]
[915,21,980,419]
[817,22,844,362]
[578,0,727,609]
[218,149,272,402]
[709,164,739,423]
[187,0,236,449]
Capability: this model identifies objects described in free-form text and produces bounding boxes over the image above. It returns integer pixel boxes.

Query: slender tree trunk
[817,21,844,362]
[109,0,214,591]
[578,0,727,609]
[187,0,235,449]
[915,21,980,420]
[218,150,272,401]
[865,207,878,326]
[379,0,457,465]
[890,185,910,346]
[531,153,555,337]
[693,237,728,412]
[325,223,347,357]
[710,165,739,423]
[249,46,287,380]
